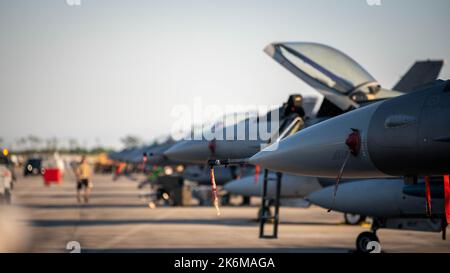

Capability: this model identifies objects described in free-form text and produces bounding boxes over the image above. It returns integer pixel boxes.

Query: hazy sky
[1,0,449,149]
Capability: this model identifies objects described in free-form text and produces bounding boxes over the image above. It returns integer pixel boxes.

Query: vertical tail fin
[393,60,444,92]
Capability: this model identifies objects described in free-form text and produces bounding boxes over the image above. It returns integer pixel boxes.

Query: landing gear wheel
[344,213,366,225]
[356,231,379,253]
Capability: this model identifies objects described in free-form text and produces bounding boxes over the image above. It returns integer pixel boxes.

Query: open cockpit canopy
[265,42,398,110]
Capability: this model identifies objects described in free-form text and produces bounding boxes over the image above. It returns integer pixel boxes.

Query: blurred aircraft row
[109,41,447,252]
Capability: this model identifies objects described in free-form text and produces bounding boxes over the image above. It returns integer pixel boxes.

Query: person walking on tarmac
[76,156,93,203]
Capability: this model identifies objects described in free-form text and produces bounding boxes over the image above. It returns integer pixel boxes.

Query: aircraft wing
[393,60,444,92]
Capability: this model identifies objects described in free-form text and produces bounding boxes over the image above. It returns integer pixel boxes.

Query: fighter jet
[307,178,446,252]
[164,42,443,165]
[109,137,182,169]
[140,136,248,185]
[123,146,151,163]
[249,80,450,249]
[118,135,250,206]
[224,173,369,224]
[164,42,445,230]
[248,80,450,179]
[221,43,443,210]
[140,139,178,166]
[164,94,310,164]
[108,147,135,162]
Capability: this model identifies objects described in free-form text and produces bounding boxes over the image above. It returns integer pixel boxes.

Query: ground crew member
[76,156,93,203]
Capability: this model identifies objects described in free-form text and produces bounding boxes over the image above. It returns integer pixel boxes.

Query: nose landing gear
[356,232,380,253]
[356,218,380,253]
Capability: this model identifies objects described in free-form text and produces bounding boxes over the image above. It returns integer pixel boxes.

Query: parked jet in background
[307,178,446,252]
[164,94,310,164]
[224,173,368,224]
[225,173,321,199]
[183,165,251,186]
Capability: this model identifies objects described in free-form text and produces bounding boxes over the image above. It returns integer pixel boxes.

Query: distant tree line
[0,134,143,154]
[0,135,114,155]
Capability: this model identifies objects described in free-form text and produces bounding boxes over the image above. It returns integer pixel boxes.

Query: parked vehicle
[23,158,43,176]
[0,162,13,204]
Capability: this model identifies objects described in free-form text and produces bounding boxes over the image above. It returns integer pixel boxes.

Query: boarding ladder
[258,115,303,239]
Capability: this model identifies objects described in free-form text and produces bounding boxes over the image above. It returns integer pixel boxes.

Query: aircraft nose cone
[224,176,258,196]
[250,101,384,178]
[224,178,244,195]
[306,187,334,209]
[248,135,302,174]
[163,140,210,164]
[145,153,164,165]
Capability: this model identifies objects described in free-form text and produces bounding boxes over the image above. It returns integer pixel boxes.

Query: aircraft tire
[356,231,379,253]
[344,213,366,225]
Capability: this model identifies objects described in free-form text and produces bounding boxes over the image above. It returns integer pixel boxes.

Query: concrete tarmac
[7,172,450,253]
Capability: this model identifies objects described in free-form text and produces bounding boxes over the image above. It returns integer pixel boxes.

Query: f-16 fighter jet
[249,80,450,250]
[249,80,450,179]
[165,42,444,236]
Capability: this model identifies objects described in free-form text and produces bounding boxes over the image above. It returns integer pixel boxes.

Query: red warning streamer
[444,174,450,223]
[210,167,221,216]
[254,165,261,184]
[425,176,432,217]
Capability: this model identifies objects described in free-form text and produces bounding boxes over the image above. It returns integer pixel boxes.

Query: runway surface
[7,172,450,253]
